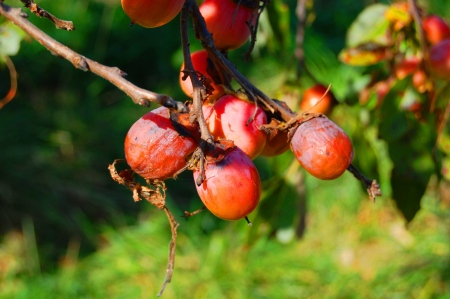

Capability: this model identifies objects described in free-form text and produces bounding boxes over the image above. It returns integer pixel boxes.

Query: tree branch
[19,0,75,31]
[185,0,296,121]
[0,2,187,112]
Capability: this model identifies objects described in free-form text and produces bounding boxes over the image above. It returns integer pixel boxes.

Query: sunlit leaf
[339,44,390,66]
[346,3,390,48]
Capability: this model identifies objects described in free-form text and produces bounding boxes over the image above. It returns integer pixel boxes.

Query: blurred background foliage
[0,0,449,298]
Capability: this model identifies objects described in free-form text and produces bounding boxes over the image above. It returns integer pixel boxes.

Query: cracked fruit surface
[290,117,354,180]
[124,107,197,180]
[194,147,261,220]
[121,0,185,28]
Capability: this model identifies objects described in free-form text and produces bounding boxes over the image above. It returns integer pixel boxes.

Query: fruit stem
[245,216,252,226]
[347,164,382,202]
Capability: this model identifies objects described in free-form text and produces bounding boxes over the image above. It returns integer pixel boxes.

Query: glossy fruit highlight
[199,0,258,50]
[290,117,354,180]
[194,147,261,220]
[300,84,335,115]
[124,107,197,180]
[121,0,185,28]
[205,95,267,159]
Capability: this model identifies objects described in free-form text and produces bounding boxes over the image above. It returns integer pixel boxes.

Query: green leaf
[387,115,438,222]
[0,21,26,60]
[346,4,390,48]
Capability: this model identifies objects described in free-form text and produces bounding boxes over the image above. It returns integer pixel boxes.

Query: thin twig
[244,0,268,61]
[157,206,180,297]
[0,2,187,112]
[20,0,75,30]
[0,56,18,109]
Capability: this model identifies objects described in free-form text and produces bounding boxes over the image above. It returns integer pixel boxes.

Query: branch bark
[0,2,187,112]
[19,0,75,31]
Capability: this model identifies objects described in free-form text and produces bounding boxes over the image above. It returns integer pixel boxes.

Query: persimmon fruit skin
[429,39,450,79]
[290,117,354,180]
[199,0,257,50]
[193,147,261,220]
[205,95,267,160]
[422,15,450,45]
[121,0,185,28]
[124,107,197,180]
[179,50,224,98]
[260,130,290,157]
[300,84,335,115]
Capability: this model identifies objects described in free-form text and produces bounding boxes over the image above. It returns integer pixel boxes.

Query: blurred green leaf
[346,4,390,48]
[0,21,26,61]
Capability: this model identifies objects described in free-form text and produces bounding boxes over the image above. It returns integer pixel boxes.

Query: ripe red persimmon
[124,107,197,180]
[205,95,267,160]
[121,0,184,28]
[180,50,224,98]
[199,0,258,50]
[428,39,450,79]
[193,147,261,220]
[290,117,354,180]
[394,56,421,80]
[300,84,335,115]
[422,15,450,45]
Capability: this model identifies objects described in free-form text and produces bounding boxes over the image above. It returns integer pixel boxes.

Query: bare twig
[0,2,187,112]
[157,206,179,297]
[182,206,206,218]
[244,0,268,61]
[0,56,18,109]
[20,0,75,30]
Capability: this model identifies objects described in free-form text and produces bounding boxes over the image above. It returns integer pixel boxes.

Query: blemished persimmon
[121,0,185,28]
[199,0,258,50]
[194,147,261,220]
[205,95,267,160]
[124,107,197,180]
[290,117,354,180]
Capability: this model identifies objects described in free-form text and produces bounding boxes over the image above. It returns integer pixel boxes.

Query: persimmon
[428,39,450,79]
[194,147,261,220]
[121,0,184,28]
[300,84,335,115]
[124,107,197,180]
[179,50,224,98]
[205,95,267,159]
[260,130,290,157]
[394,56,421,80]
[199,0,258,50]
[290,117,354,180]
[422,15,450,45]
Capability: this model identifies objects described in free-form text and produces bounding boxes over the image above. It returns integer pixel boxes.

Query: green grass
[1,171,449,299]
